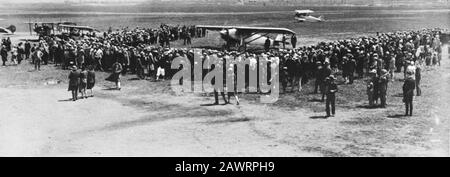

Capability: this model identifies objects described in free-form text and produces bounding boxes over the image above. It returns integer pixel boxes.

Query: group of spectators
[1,37,47,70]
[103,24,204,48]
[1,26,447,115]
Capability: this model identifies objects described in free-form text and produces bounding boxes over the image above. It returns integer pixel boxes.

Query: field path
[0,88,306,156]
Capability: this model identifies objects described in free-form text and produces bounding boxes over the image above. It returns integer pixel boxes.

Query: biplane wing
[59,24,99,32]
[295,9,315,14]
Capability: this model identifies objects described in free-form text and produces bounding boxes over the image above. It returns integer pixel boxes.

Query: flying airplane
[295,10,325,23]
[195,25,296,51]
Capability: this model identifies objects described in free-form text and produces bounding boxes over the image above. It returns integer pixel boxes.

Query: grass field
[0,45,448,156]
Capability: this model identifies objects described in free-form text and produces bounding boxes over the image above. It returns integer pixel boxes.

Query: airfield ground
[0,32,448,156]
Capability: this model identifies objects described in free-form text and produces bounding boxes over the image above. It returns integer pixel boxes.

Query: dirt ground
[0,42,449,156]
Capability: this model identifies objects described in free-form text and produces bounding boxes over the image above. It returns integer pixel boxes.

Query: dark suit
[25,42,31,59]
[403,79,415,116]
[326,80,338,116]
[68,70,81,101]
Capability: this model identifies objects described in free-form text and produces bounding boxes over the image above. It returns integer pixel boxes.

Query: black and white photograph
[0,0,449,160]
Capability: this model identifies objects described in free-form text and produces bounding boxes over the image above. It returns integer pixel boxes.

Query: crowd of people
[0,26,447,116]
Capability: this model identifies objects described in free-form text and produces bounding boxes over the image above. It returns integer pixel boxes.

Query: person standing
[378,69,389,108]
[11,45,18,65]
[212,58,227,105]
[33,47,43,71]
[79,66,88,99]
[264,38,271,52]
[367,69,377,107]
[108,61,123,90]
[87,65,96,97]
[348,57,357,84]
[325,75,338,117]
[77,47,85,68]
[17,43,25,64]
[314,61,323,94]
[1,45,7,66]
[388,53,396,81]
[321,62,332,101]
[291,34,297,49]
[186,32,192,46]
[25,40,31,59]
[226,63,240,105]
[415,63,422,96]
[403,76,416,116]
[68,66,81,101]
[94,47,103,71]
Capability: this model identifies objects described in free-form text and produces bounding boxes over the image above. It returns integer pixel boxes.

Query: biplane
[24,21,98,39]
[295,10,325,22]
[195,25,296,51]
[24,21,76,37]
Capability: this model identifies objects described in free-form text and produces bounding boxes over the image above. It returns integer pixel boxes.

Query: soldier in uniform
[68,65,81,101]
[325,75,338,117]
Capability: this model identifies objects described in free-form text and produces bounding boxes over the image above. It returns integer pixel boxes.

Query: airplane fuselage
[219,28,273,45]
[295,15,324,22]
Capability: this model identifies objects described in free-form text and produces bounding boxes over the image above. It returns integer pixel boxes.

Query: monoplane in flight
[295,10,325,22]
